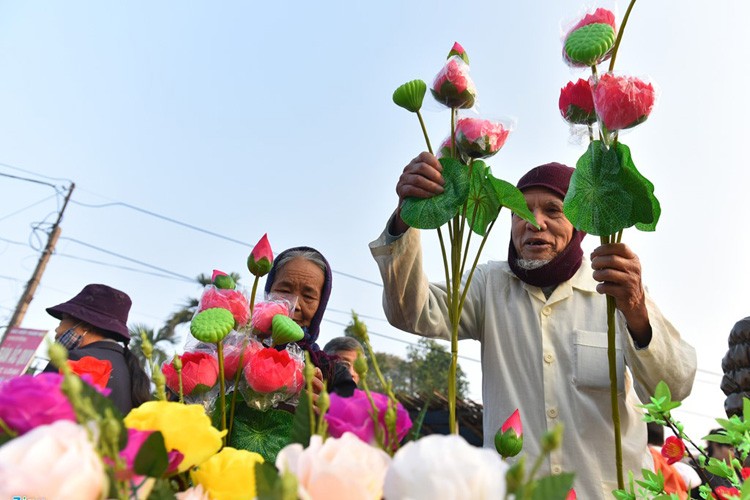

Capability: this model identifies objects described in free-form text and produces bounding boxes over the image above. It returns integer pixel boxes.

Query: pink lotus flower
[592,73,656,131]
[247,234,273,277]
[251,300,290,336]
[494,408,523,458]
[431,56,476,109]
[0,373,76,435]
[454,117,511,159]
[568,7,615,34]
[326,389,412,452]
[211,269,227,282]
[162,352,219,396]
[559,79,596,125]
[661,435,686,465]
[448,41,469,64]
[223,342,261,381]
[566,489,577,500]
[198,285,249,327]
[244,348,303,394]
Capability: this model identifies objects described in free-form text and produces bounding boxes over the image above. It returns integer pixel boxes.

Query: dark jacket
[721,317,750,417]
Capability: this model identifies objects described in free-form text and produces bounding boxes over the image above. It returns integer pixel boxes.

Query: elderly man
[369,153,696,498]
[323,336,364,386]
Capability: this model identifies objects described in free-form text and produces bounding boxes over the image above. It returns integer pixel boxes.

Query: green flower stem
[216,341,227,445]
[177,362,184,404]
[249,275,260,315]
[601,233,624,490]
[450,108,457,158]
[437,227,453,313]
[416,110,433,155]
[661,419,720,497]
[0,417,17,438]
[304,353,316,436]
[227,336,250,442]
[360,378,387,451]
[526,451,548,493]
[447,213,464,434]
[608,0,638,72]
[458,219,496,316]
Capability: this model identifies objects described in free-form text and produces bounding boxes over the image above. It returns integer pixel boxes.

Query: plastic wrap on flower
[436,135,469,164]
[562,8,617,67]
[431,55,476,109]
[222,332,263,384]
[197,285,250,329]
[162,350,220,408]
[591,73,656,132]
[250,299,292,338]
[237,344,305,411]
[454,117,512,159]
[559,79,596,125]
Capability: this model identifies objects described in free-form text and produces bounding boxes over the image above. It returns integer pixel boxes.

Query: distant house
[397,392,483,446]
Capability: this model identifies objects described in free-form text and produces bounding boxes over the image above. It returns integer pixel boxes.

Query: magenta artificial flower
[247,234,273,277]
[0,373,76,435]
[198,286,250,328]
[162,352,219,396]
[559,79,596,125]
[431,56,476,109]
[454,117,511,159]
[244,348,303,394]
[250,300,289,336]
[447,41,469,64]
[592,73,656,131]
[661,435,686,465]
[326,389,412,452]
[111,428,184,480]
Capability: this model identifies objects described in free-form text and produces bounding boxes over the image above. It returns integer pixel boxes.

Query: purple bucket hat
[46,284,132,343]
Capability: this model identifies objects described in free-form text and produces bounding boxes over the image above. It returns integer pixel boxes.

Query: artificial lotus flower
[247,233,273,277]
[559,79,596,125]
[454,117,511,159]
[566,489,577,500]
[661,435,686,465]
[447,41,469,64]
[190,447,264,500]
[162,351,219,397]
[223,338,261,381]
[124,401,226,473]
[494,408,523,458]
[591,73,656,131]
[251,300,290,336]
[430,54,476,109]
[563,8,617,67]
[243,347,303,394]
[197,285,250,328]
[211,269,236,290]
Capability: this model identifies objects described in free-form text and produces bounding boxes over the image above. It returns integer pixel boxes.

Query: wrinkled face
[511,186,574,262]
[269,257,325,329]
[335,349,361,385]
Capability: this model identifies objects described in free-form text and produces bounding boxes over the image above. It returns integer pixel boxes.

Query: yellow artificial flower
[124,401,226,472]
[190,447,264,500]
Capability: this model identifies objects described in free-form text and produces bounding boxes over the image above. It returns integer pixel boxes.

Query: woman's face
[269,257,325,329]
[54,316,82,339]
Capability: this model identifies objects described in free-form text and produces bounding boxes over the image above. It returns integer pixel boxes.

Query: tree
[128,323,181,374]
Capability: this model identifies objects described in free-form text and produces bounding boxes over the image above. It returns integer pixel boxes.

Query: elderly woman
[265,246,356,397]
[43,283,151,413]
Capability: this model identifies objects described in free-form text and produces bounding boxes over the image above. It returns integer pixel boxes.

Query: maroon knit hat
[515,162,574,198]
[46,284,132,343]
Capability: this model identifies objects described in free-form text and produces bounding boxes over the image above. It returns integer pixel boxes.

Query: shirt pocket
[573,329,624,392]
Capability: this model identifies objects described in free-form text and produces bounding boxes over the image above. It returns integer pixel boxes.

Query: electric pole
[5,181,75,334]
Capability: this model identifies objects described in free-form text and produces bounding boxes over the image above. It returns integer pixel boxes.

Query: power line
[0,193,59,224]
[54,252,197,283]
[0,171,60,190]
[0,162,73,184]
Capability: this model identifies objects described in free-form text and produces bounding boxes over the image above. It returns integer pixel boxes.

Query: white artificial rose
[176,484,210,500]
[383,434,508,500]
[0,420,105,500]
[276,432,391,500]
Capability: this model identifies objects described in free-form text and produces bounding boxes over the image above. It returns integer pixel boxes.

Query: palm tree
[128,323,181,374]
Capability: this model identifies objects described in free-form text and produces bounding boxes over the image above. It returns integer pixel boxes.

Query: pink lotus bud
[211,269,235,290]
[494,409,523,458]
[591,73,656,131]
[247,233,273,277]
[447,42,469,64]
[559,79,596,125]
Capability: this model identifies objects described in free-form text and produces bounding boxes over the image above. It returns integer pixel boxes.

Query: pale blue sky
[1,0,748,440]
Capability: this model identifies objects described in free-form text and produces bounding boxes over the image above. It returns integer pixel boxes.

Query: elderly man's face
[512,186,574,263]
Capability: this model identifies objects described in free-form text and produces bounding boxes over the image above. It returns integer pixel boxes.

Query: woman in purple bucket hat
[43,283,151,413]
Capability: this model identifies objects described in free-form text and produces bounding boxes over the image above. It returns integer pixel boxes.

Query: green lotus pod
[564,23,616,66]
[392,79,427,113]
[190,307,235,343]
[271,314,304,346]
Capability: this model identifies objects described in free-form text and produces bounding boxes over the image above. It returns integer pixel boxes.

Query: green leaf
[289,391,312,448]
[654,381,671,403]
[489,176,538,228]
[143,478,177,499]
[563,141,660,236]
[133,430,169,477]
[612,490,636,500]
[255,461,281,500]
[530,473,576,500]
[393,79,427,113]
[400,157,470,229]
[466,160,500,236]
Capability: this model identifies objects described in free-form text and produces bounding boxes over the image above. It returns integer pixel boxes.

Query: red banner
[0,327,48,381]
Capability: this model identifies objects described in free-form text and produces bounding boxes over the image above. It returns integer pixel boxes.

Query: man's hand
[390,152,445,235]
[590,243,652,346]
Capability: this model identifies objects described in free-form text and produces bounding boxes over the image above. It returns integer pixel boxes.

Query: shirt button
[547,408,558,418]
[544,353,554,364]
[542,306,552,316]
[551,465,562,475]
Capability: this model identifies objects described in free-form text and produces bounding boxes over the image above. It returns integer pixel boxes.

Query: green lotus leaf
[392,79,427,113]
[488,176,539,229]
[563,141,660,235]
[400,157,470,229]
[190,307,235,343]
[466,161,500,236]
[216,397,294,463]
[565,23,615,66]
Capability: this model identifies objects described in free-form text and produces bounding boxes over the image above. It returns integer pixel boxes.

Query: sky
[1,0,748,444]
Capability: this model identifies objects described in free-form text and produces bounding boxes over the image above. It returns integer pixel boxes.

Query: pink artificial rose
[0,373,76,435]
[162,352,219,396]
[247,233,274,277]
[592,73,656,131]
[244,348,303,394]
[559,79,596,125]
[251,300,290,336]
[454,117,511,159]
[431,56,476,109]
[326,389,412,452]
[198,285,250,327]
